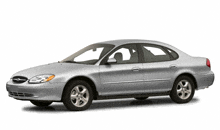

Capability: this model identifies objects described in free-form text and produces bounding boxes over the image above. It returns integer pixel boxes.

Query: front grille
[9,91,33,97]
[12,76,28,83]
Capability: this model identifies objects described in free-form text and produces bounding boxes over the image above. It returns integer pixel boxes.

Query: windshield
[61,44,115,64]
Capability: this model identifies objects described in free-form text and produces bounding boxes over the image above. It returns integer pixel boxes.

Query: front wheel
[62,80,93,111]
[30,101,52,107]
[170,76,195,103]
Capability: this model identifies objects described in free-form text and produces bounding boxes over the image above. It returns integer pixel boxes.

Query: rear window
[167,48,178,60]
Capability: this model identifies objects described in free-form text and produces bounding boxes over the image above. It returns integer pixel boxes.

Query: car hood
[12,62,92,79]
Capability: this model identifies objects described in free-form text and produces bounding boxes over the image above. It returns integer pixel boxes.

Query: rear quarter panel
[173,56,214,90]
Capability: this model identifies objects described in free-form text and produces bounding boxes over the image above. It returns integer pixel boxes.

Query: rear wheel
[62,80,93,111]
[134,97,148,100]
[170,76,195,103]
[30,101,52,107]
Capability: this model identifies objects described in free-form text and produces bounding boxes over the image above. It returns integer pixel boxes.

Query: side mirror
[107,58,117,64]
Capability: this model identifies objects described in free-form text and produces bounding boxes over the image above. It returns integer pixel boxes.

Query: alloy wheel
[70,85,89,107]
[177,80,192,100]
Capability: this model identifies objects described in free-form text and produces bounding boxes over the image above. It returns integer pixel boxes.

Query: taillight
[206,58,211,68]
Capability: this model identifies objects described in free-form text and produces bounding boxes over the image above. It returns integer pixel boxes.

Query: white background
[0,0,219,130]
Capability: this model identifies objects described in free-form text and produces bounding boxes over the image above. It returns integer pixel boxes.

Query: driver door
[99,44,145,96]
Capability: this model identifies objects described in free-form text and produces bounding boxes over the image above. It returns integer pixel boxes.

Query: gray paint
[6,39,215,101]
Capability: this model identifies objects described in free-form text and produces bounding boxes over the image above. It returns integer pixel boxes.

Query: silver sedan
[6,39,215,111]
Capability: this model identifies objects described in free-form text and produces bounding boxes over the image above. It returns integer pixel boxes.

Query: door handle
[169,65,177,69]
[132,67,140,72]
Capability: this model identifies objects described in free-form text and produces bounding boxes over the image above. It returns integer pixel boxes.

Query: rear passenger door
[139,44,177,92]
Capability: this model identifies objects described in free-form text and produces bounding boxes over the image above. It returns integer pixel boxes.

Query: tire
[170,76,195,103]
[30,101,52,107]
[135,97,148,100]
[62,80,93,111]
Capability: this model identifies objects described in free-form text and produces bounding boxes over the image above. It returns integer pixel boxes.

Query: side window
[167,49,178,59]
[108,44,138,64]
[141,45,170,62]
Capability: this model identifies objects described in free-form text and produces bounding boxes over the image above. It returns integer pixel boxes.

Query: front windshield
[61,44,115,64]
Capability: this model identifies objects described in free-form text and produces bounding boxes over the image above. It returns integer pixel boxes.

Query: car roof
[95,39,189,58]
[96,39,172,48]
[94,39,190,65]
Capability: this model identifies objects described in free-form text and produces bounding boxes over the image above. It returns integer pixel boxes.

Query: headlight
[29,74,55,84]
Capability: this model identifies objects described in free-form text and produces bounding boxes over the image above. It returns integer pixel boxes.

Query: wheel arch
[174,73,198,89]
[61,76,99,101]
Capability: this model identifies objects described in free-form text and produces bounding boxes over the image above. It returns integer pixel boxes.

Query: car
[6,39,215,111]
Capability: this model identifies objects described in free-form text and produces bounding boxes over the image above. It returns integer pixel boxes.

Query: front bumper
[194,71,215,90]
[6,79,65,101]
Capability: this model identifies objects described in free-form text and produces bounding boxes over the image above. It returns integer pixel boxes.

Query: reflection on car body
[6,39,215,111]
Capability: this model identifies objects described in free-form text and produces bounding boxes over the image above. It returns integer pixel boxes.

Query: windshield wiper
[62,61,77,63]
